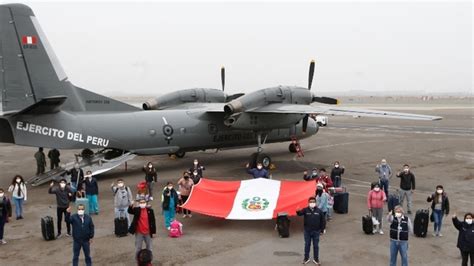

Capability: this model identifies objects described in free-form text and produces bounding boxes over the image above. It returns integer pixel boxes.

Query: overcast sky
[16,1,473,96]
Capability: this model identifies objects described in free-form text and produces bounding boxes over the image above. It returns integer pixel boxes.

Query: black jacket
[142,167,157,183]
[452,217,474,251]
[128,206,157,237]
[84,177,99,195]
[68,168,84,186]
[70,214,94,241]
[162,188,179,211]
[48,185,73,208]
[0,196,12,219]
[330,167,345,181]
[427,193,449,214]
[396,171,415,190]
[296,206,326,232]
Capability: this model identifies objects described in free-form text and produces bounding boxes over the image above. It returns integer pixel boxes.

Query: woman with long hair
[8,175,27,220]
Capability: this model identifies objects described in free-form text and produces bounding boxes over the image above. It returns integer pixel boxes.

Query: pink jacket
[367,190,386,209]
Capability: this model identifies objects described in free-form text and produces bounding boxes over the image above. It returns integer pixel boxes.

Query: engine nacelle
[143,88,226,110]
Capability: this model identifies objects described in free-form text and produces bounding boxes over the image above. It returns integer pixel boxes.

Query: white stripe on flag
[226,178,281,220]
[27,36,33,44]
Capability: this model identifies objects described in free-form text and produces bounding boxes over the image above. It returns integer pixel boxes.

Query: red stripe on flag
[22,36,28,44]
[181,178,241,219]
[31,36,37,44]
[273,180,316,218]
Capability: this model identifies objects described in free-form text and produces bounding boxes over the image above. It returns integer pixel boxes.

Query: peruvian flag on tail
[181,178,316,220]
[22,35,37,45]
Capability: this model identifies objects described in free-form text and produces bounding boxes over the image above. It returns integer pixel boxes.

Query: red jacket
[318,175,333,188]
[367,190,386,209]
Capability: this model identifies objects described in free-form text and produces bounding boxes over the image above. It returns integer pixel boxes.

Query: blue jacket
[84,177,99,195]
[246,168,269,179]
[70,214,94,241]
[296,206,326,232]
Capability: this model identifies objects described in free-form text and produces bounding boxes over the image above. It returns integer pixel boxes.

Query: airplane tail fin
[0,4,138,114]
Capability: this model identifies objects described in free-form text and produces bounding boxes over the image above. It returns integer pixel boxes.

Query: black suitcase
[333,190,349,214]
[41,216,55,241]
[414,209,429,237]
[362,215,374,234]
[114,211,128,237]
[276,213,290,238]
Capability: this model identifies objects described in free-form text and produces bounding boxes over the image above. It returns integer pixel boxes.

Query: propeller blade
[221,66,225,91]
[312,96,339,105]
[308,60,315,90]
[225,93,245,102]
[302,114,309,133]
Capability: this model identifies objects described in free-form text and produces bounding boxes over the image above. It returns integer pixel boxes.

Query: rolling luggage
[362,214,374,234]
[114,210,128,237]
[387,194,400,213]
[276,212,290,238]
[41,216,55,241]
[333,188,349,214]
[414,209,429,237]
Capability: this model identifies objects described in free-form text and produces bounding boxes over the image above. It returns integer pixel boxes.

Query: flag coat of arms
[181,178,316,220]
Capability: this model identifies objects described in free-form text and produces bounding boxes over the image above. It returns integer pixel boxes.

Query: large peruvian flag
[181,178,316,220]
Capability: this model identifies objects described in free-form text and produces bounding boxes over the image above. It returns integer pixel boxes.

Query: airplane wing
[247,103,442,121]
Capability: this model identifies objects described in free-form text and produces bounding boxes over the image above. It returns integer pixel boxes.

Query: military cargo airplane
[0,4,441,176]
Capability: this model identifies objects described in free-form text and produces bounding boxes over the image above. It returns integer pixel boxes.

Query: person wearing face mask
[452,213,474,266]
[303,168,319,181]
[376,159,393,197]
[84,171,100,215]
[396,164,416,214]
[387,205,413,266]
[128,198,156,258]
[296,197,326,265]
[67,163,84,193]
[330,161,345,188]
[427,185,450,237]
[8,175,27,220]
[0,188,12,245]
[177,172,194,218]
[317,169,333,189]
[245,163,269,179]
[162,182,179,230]
[111,179,133,227]
[315,183,329,221]
[368,183,387,234]
[49,179,74,238]
[142,162,158,200]
[189,159,205,184]
[70,204,94,266]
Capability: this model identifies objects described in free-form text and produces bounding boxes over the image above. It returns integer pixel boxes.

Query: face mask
[16,179,21,183]
[374,187,380,192]
[312,171,317,176]
[60,183,66,188]
[77,210,85,216]
[139,203,147,208]
[381,162,387,166]
[118,183,124,188]
[335,164,339,168]
[193,172,198,176]
[194,161,198,165]
[148,165,152,168]
[395,212,402,218]
[257,166,263,170]
[404,169,409,173]
[466,219,473,225]
[309,203,316,208]
[167,186,173,190]
[74,165,79,169]
[0,193,4,198]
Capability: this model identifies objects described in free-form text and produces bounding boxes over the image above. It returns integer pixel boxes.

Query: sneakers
[149,197,154,201]
[438,233,443,237]
[56,234,63,239]
[379,230,384,235]
[166,227,170,230]
[188,214,192,218]
[183,215,187,218]
[65,233,72,237]
[312,259,321,265]
[0,239,6,244]
[302,259,311,264]
[372,229,378,234]
[407,210,412,215]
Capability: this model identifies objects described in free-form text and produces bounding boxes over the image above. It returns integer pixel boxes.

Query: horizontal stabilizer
[15,96,67,116]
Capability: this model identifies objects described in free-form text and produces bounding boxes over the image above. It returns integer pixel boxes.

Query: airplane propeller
[221,66,225,91]
[221,66,245,102]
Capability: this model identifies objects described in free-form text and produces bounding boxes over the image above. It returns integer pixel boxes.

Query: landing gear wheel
[256,153,271,169]
[248,153,259,169]
[175,151,186,158]
[289,143,297,153]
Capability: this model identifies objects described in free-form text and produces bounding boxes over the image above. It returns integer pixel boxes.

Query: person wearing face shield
[387,205,413,266]
[111,179,133,227]
[177,172,194,218]
[128,198,156,258]
[8,175,27,220]
[368,183,387,234]
[49,178,74,238]
[452,212,474,266]
[303,168,319,181]
[330,161,345,188]
[142,162,158,200]
[162,182,179,230]
[427,185,450,237]
[0,188,12,245]
[396,164,416,215]
[70,204,94,266]
[189,159,205,184]
[376,159,393,197]
[296,197,326,265]
[84,171,99,215]
[245,163,269,179]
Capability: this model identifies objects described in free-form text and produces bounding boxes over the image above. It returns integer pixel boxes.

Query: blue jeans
[380,179,389,198]
[86,194,99,214]
[13,197,24,218]
[390,239,408,266]
[73,239,92,266]
[433,209,443,233]
[333,176,342,187]
[304,230,320,261]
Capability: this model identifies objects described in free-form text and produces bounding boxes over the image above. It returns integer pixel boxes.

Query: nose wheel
[248,152,272,169]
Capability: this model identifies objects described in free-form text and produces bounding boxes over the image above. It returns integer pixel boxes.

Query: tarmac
[0,104,472,265]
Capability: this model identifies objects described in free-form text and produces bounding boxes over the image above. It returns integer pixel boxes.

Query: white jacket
[8,183,27,200]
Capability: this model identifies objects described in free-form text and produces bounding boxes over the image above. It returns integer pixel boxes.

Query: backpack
[169,220,183,238]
